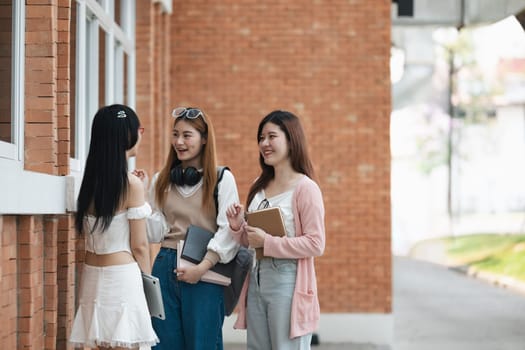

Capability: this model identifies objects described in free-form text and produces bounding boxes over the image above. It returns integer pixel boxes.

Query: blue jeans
[152,247,225,350]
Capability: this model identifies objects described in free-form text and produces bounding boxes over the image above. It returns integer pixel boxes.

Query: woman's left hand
[245,225,266,248]
[226,203,245,231]
[174,265,204,284]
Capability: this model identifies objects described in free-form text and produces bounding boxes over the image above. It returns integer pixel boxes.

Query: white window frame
[153,0,172,14]
[68,0,136,210]
[0,1,24,161]
[0,0,138,214]
[0,2,69,214]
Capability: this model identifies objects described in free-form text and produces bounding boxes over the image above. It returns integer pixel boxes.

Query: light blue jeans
[247,258,312,350]
[151,247,225,350]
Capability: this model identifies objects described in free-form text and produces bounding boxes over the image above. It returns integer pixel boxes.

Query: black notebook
[177,240,231,286]
[181,225,214,264]
[181,225,242,280]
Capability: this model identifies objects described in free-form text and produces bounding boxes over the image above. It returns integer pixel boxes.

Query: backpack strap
[214,166,230,216]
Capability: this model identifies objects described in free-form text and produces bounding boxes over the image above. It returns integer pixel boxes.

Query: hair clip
[117,110,127,118]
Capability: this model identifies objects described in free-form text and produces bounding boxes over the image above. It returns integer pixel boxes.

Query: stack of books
[177,225,232,286]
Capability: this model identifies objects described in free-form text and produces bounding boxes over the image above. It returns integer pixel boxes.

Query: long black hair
[246,110,315,207]
[75,104,141,234]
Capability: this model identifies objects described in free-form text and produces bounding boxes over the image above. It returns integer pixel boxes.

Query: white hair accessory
[117,110,127,118]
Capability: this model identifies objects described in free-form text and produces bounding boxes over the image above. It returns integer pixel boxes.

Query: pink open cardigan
[230,175,326,338]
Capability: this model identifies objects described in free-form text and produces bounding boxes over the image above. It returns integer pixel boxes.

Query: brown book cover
[246,207,286,259]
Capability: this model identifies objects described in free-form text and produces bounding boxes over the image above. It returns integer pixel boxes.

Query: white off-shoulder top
[85,203,152,255]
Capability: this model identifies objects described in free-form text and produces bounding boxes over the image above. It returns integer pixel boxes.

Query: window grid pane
[0,1,12,144]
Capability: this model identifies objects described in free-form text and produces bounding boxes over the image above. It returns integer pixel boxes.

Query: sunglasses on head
[172,107,206,123]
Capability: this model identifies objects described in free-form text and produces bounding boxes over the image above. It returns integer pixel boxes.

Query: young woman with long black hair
[69,104,158,349]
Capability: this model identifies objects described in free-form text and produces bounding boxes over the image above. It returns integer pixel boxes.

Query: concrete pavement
[394,256,525,350]
[224,344,387,350]
[225,256,525,349]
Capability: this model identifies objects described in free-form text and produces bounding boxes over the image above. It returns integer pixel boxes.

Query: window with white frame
[0,1,24,161]
[70,0,135,170]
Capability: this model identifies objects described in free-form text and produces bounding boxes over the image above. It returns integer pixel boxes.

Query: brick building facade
[0,0,391,348]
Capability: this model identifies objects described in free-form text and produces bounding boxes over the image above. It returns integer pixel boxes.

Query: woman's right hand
[226,203,245,231]
[132,168,149,192]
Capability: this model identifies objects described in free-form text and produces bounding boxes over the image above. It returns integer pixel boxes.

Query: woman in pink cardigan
[227,110,325,350]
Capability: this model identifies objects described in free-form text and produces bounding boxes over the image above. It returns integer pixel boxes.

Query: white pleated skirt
[69,262,159,349]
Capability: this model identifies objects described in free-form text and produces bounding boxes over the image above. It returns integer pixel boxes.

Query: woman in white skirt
[69,104,159,349]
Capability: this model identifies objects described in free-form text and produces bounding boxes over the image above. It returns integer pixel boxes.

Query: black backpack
[213,166,230,216]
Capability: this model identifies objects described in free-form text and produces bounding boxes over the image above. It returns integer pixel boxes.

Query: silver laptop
[142,273,166,320]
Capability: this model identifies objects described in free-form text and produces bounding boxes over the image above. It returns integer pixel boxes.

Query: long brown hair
[246,110,315,207]
[155,108,218,212]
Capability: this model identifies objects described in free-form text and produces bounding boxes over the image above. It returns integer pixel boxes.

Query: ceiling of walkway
[392,0,525,27]
[390,0,525,110]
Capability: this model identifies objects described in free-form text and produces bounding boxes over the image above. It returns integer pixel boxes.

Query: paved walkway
[224,343,384,350]
[394,256,525,350]
[225,256,525,350]
[224,343,385,349]
[409,237,525,294]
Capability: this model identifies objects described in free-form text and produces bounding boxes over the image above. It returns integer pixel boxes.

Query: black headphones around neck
[170,165,202,186]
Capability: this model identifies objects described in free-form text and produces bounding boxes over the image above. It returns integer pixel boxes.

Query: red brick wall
[24,0,69,176]
[43,216,59,350]
[57,0,71,176]
[18,216,45,349]
[0,2,78,349]
[0,213,78,350]
[166,0,392,313]
[135,1,173,175]
[25,2,59,174]
[57,215,78,350]
[0,1,391,348]
[24,3,78,349]
[0,216,17,349]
